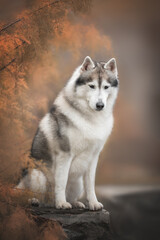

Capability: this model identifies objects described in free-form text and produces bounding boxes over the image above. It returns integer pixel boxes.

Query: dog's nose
[96,102,104,111]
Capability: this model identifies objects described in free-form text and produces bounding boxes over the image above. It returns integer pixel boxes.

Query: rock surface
[31,207,111,240]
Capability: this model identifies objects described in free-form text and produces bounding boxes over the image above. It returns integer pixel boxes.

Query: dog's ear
[81,56,95,71]
[104,58,118,77]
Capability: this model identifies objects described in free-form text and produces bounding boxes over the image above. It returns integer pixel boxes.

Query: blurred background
[91,0,160,185]
[0,0,160,239]
[0,0,160,185]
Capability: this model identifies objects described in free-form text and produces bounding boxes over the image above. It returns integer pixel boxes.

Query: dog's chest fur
[68,114,113,154]
[67,115,113,176]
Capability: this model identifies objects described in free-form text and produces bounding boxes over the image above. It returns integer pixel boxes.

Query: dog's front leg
[84,153,103,210]
[54,152,72,209]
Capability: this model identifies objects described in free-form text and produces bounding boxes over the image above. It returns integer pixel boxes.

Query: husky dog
[17,56,119,210]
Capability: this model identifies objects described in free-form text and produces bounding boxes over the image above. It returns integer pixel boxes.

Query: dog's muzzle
[96,102,104,111]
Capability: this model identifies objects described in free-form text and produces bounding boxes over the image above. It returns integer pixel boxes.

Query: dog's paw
[72,201,85,209]
[88,201,103,211]
[28,198,40,207]
[55,201,72,209]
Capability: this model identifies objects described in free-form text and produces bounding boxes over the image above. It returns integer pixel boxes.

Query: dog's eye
[104,86,109,89]
[89,85,95,89]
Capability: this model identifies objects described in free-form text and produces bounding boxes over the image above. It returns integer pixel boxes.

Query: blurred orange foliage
[0,0,112,185]
[0,0,113,238]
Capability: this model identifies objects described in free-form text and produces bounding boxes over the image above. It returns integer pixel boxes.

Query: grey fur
[109,78,118,87]
[30,105,71,169]
[31,128,52,165]
[64,94,83,114]
[75,61,118,89]
[22,167,28,177]
[75,76,93,92]
[50,105,71,152]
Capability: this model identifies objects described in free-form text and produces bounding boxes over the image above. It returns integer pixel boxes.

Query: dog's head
[74,56,119,112]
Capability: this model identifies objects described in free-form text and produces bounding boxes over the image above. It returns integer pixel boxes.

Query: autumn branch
[0,58,16,72]
[0,0,62,34]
